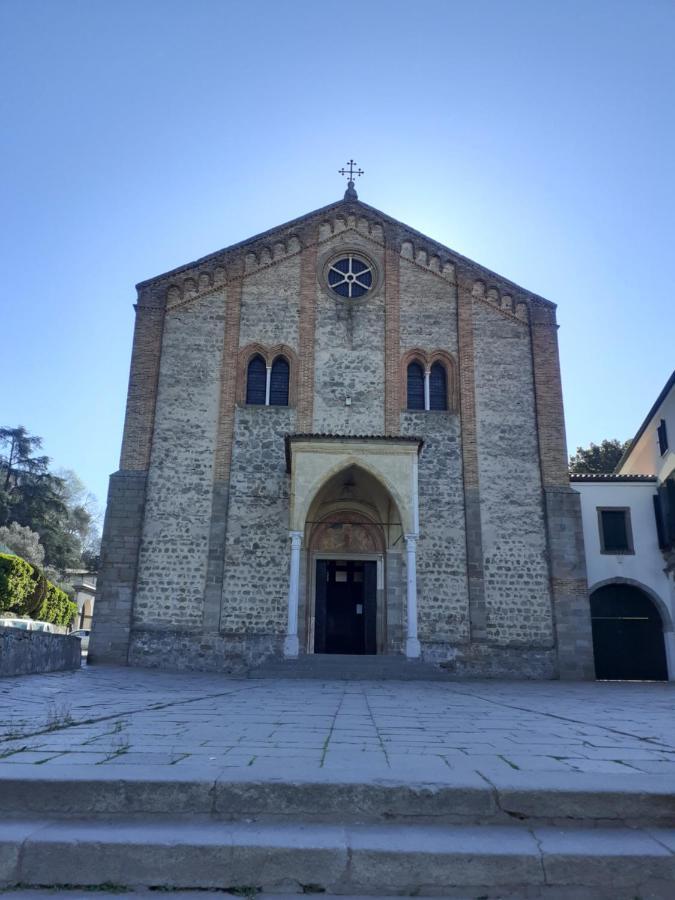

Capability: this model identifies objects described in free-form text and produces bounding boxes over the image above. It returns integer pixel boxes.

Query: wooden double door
[314,559,377,654]
[590,584,667,681]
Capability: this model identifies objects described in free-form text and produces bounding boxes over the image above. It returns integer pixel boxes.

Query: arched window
[269,356,289,406]
[429,362,447,411]
[246,354,266,405]
[407,362,425,410]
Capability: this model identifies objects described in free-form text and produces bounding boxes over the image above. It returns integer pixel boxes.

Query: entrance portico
[284,435,423,659]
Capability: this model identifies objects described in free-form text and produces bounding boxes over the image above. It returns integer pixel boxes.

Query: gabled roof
[616,370,675,471]
[136,191,555,308]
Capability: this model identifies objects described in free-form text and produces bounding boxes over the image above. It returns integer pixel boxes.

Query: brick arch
[400,348,458,413]
[428,350,459,413]
[237,342,298,407]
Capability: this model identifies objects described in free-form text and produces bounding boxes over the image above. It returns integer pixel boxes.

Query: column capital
[289,530,304,547]
[404,533,419,547]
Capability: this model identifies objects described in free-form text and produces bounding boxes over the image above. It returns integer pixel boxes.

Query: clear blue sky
[2,0,673,509]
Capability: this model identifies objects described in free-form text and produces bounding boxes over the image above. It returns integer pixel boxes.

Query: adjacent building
[572,371,675,680]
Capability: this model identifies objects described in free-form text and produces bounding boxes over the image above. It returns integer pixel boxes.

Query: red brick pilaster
[529,303,570,487]
[214,270,243,481]
[119,295,165,471]
[384,239,401,435]
[528,300,595,679]
[457,271,487,641]
[297,230,319,432]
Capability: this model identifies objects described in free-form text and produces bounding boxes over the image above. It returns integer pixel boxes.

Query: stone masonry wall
[1,627,81,677]
[220,406,296,634]
[133,291,225,629]
[313,234,385,434]
[472,301,554,646]
[238,255,301,349]
[399,261,458,355]
[401,412,470,644]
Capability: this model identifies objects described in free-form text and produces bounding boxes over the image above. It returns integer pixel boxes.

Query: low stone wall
[126,628,280,673]
[0,627,82,677]
[423,641,558,679]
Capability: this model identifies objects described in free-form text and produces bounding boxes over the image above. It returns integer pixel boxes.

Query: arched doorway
[304,464,404,656]
[590,583,668,681]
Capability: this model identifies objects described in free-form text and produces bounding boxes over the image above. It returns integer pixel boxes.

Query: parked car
[70,629,90,652]
[0,617,57,633]
[31,621,58,634]
[0,617,32,630]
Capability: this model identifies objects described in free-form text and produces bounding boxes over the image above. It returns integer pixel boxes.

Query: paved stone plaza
[2,666,675,777]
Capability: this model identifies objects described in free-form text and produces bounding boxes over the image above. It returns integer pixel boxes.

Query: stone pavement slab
[1,665,675,781]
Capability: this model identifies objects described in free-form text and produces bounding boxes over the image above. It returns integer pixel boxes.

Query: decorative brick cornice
[400,240,456,283]
[134,196,556,317]
[470,279,529,325]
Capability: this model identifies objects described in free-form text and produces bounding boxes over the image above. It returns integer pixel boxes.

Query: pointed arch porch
[283,435,423,659]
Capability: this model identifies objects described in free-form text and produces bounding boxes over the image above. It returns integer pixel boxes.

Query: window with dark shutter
[246,355,266,405]
[654,493,667,550]
[599,508,633,553]
[657,419,669,456]
[407,362,425,410]
[429,362,447,411]
[269,356,289,406]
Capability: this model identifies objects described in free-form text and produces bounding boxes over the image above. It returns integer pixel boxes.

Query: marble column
[405,533,421,658]
[283,530,303,657]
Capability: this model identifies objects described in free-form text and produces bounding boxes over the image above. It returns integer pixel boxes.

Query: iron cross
[339,160,364,182]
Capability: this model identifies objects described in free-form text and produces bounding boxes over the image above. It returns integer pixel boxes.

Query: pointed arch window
[270,356,290,406]
[429,362,448,411]
[246,354,266,405]
[406,362,425,411]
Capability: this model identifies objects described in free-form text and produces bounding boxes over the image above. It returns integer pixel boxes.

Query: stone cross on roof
[339,159,363,200]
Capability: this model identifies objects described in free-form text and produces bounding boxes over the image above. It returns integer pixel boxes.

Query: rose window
[327,256,374,298]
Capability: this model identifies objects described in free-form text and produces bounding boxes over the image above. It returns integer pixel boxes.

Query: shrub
[36,582,77,627]
[25,568,49,616]
[0,553,35,614]
[0,553,76,626]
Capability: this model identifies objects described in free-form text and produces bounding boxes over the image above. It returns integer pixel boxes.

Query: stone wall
[399,260,457,355]
[313,235,385,434]
[400,412,470,643]
[472,300,554,647]
[239,255,301,348]
[133,291,224,630]
[88,470,147,664]
[1,628,81,677]
[93,196,589,679]
[220,405,296,634]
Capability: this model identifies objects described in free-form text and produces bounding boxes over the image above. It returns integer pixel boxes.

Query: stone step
[1,817,674,897]
[2,765,674,828]
[250,654,452,681]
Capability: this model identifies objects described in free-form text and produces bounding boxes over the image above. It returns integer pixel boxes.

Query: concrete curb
[1,765,674,826]
[0,819,674,896]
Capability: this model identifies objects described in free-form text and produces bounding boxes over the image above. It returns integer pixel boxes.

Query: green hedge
[0,553,35,613]
[0,553,77,626]
[36,583,77,627]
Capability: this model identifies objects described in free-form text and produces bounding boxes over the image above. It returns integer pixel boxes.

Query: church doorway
[314,559,377,654]
[590,583,668,681]
[300,463,404,656]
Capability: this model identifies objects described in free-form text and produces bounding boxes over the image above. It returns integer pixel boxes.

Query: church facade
[89,181,594,679]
